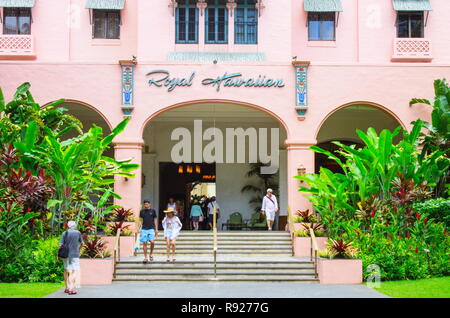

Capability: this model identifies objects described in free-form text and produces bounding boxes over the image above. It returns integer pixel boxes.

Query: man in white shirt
[261,188,278,231]
[207,197,220,230]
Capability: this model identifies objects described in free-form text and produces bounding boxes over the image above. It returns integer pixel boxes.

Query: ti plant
[105,222,132,236]
[319,239,359,259]
[80,236,110,259]
[108,208,135,222]
[293,209,318,223]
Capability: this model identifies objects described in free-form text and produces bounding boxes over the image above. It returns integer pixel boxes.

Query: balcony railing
[0,34,35,58]
[392,38,432,62]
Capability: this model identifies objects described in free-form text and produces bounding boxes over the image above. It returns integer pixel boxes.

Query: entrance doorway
[142,102,288,231]
[159,162,216,230]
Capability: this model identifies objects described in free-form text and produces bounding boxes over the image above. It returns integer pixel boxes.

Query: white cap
[267,188,273,193]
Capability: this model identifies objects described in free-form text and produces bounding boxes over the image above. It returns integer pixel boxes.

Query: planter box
[293,236,328,257]
[318,258,362,284]
[100,235,135,258]
[107,221,137,233]
[80,258,113,285]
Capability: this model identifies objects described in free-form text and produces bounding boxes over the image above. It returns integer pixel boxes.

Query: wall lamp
[297,164,306,182]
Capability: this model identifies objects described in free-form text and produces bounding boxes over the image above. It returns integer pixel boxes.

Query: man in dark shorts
[139,200,158,263]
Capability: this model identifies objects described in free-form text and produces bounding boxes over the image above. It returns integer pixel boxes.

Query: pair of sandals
[143,256,153,264]
[167,258,176,263]
[64,288,77,295]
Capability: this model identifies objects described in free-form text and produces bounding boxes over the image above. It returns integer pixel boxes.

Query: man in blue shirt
[139,200,158,263]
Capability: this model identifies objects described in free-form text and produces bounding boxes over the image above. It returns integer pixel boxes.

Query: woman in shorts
[162,208,182,262]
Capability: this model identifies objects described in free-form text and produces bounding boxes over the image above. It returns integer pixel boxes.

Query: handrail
[112,228,121,279]
[288,206,294,256]
[213,205,218,278]
[309,228,318,278]
[133,224,141,256]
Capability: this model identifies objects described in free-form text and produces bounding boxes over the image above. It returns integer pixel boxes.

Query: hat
[164,207,176,214]
[267,188,273,193]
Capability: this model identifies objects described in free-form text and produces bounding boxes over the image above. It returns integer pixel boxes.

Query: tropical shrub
[410,79,450,197]
[293,209,318,223]
[0,201,37,282]
[108,208,135,222]
[241,163,279,212]
[413,198,450,228]
[28,238,63,283]
[297,96,449,280]
[318,239,359,259]
[105,222,132,236]
[80,236,110,259]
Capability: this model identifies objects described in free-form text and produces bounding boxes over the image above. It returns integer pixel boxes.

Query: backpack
[58,231,69,259]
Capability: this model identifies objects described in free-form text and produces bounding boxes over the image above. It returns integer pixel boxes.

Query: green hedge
[0,238,63,283]
[414,198,450,228]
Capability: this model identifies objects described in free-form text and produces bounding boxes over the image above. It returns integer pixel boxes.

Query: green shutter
[0,0,35,7]
[304,0,343,12]
[392,0,432,11]
[85,0,125,10]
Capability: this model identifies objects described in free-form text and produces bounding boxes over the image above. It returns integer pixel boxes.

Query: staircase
[113,231,318,283]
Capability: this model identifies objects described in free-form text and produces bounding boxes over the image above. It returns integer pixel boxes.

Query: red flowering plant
[108,207,135,222]
[80,236,110,259]
[318,238,359,259]
[105,221,132,236]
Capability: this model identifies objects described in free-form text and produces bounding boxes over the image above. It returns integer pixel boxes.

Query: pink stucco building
[0,0,448,228]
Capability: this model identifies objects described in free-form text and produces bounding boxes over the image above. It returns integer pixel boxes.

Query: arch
[42,99,113,131]
[140,99,290,139]
[314,101,406,141]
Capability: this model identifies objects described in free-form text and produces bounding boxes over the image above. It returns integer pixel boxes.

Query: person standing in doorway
[162,208,182,262]
[207,196,220,230]
[139,200,158,263]
[167,197,177,211]
[261,188,279,231]
[59,221,83,295]
[190,201,203,231]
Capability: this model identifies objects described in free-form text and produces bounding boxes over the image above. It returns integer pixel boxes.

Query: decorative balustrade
[392,38,432,62]
[0,34,35,58]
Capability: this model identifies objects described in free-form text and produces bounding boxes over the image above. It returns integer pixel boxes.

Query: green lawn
[368,276,450,298]
[0,282,64,298]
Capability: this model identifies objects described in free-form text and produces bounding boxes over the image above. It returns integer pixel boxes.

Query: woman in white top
[162,208,182,262]
[167,197,177,211]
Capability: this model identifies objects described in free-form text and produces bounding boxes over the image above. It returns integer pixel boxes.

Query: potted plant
[317,239,362,284]
[292,209,318,232]
[101,221,135,258]
[107,207,136,232]
[79,235,113,285]
[293,223,328,257]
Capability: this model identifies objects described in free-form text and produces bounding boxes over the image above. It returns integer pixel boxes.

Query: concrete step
[117,260,313,265]
[135,252,293,255]
[115,268,314,274]
[144,240,292,244]
[116,264,313,270]
[143,245,292,249]
[136,249,292,253]
[113,277,319,283]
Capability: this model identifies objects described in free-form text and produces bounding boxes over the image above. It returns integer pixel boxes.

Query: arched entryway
[141,100,288,231]
[315,103,405,173]
[59,100,114,158]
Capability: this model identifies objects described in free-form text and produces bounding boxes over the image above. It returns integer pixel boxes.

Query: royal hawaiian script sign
[146,70,285,92]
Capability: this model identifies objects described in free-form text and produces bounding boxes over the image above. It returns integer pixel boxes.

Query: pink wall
[1,0,449,214]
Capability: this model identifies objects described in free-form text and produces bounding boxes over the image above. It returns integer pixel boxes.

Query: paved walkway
[47,282,386,298]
